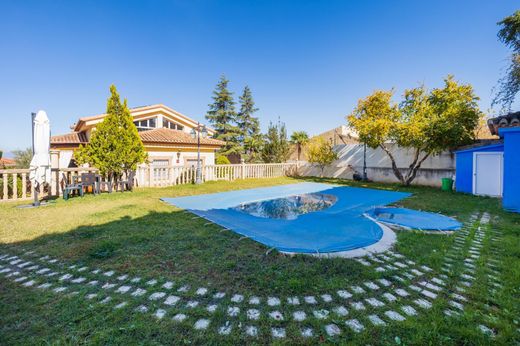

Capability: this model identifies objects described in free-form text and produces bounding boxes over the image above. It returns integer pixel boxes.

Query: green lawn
[0,177,519,345]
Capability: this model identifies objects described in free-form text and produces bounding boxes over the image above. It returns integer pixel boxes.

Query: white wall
[147,151,216,167]
[299,143,455,186]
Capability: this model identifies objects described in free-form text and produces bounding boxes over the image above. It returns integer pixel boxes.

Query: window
[133,118,157,131]
[162,119,183,131]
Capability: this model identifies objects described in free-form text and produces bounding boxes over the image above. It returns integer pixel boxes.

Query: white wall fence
[298,143,455,186]
[0,163,298,203]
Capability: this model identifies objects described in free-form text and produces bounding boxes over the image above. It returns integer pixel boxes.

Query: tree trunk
[404,153,431,186]
[379,144,432,186]
[379,144,405,184]
[297,145,301,161]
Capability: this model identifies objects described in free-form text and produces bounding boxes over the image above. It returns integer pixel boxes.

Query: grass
[0,177,519,345]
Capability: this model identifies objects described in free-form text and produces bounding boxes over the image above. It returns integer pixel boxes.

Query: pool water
[233,193,337,220]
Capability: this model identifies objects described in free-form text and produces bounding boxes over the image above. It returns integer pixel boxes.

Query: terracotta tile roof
[50,128,225,147]
[487,111,520,136]
[51,132,88,144]
[139,128,225,146]
[0,157,15,166]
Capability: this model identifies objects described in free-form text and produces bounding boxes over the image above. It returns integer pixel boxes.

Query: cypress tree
[76,85,147,182]
[205,75,242,156]
[261,120,290,163]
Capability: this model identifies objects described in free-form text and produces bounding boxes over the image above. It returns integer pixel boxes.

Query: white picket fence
[0,163,298,203]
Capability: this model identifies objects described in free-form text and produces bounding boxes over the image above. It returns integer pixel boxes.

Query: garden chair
[81,173,98,195]
[96,175,113,193]
[61,173,83,200]
[116,171,136,192]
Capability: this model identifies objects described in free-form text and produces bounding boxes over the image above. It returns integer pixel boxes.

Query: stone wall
[298,143,455,187]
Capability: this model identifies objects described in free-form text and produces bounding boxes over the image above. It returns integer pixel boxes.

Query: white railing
[136,163,298,187]
[0,163,298,202]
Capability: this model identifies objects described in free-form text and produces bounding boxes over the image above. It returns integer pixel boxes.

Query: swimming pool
[162,182,460,254]
[162,183,405,253]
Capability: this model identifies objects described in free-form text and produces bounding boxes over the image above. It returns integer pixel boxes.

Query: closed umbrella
[29,110,51,206]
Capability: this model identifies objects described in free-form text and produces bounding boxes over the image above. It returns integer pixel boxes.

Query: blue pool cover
[366,207,462,231]
[162,183,412,253]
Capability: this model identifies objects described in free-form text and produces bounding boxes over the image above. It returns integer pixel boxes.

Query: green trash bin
[441,178,453,191]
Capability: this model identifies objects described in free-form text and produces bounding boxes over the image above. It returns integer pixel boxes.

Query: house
[455,111,520,213]
[50,104,225,169]
[0,157,16,169]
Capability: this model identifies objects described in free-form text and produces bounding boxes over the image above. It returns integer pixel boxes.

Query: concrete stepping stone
[271,328,286,338]
[304,296,317,304]
[100,296,112,304]
[321,294,333,302]
[385,310,406,321]
[269,311,283,321]
[70,277,86,284]
[131,288,146,297]
[114,302,128,309]
[383,293,397,302]
[196,287,208,296]
[345,319,364,333]
[172,313,187,322]
[267,297,280,306]
[186,301,199,308]
[103,271,115,277]
[231,294,243,303]
[364,282,380,290]
[451,293,467,302]
[409,285,422,292]
[59,274,73,281]
[375,267,386,272]
[23,280,36,287]
[162,281,174,289]
[207,304,218,313]
[368,314,386,326]
[414,299,432,309]
[130,277,141,283]
[351,301,365,310]
[117,275,128,281]
[146,279,157,286]
[313,309,329,319]
[401,305,417,316]
[77,267,88,272]
[218,322,232,335]
[333,306,349,316]
[194,319,210,330]
[478,325,495,337]
[164,295,180,306]
[86,293,98,300]
[149,292,166,300]
[293,311,306,321]
[351,286,365,294]
[14,276,28,282]
[87,280,99,286]
[449,300,464,310]
[116,286,132,294]
[325,324,341,336]
[366,298,385,307]
[337,290,352,299]
[395,289,409,297]
[420,290,437,299]
[154,309,166,319]
[301,328,313,337]
[249,296,260,305]
[228,306,240,317]
[102,283,116,290]
[213,292,225,299]
[37,283,52,289]
[247,309,260,320]
[378,279,392,287]
[245,326,258,337]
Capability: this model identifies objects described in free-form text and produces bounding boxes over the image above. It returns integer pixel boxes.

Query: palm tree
[244,134,264,162]
[290,131,309,161]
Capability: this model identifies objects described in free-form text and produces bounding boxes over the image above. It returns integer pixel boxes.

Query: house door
[473,152,503,197]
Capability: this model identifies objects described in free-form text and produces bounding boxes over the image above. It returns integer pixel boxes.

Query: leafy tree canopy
[306,137,338,177]
[76,85,147,180]
[261,121,290,163]
[494,10,520,110]
[13,148,33,169]
[348,75,482,186]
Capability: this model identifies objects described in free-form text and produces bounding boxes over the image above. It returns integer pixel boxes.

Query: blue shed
[455,143,504,196]
[499,127,520,212]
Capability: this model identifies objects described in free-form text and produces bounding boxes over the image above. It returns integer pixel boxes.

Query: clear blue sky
[0,0,518,154]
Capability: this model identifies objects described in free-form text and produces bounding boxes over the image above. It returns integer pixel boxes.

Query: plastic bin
[441,178,453,192]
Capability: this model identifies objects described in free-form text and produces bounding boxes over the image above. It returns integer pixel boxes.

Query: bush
[215,155,231,165]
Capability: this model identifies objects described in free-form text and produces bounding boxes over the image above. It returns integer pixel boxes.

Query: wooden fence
[0,163,298,203]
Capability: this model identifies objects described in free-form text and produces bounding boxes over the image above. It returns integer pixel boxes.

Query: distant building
[315,125,359,146]
[0,157,15,169]
[50,104,224,168]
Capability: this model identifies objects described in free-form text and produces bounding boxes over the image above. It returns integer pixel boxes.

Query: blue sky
[0,0,518,154]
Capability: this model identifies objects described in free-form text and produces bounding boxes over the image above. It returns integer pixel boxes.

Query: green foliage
[205,75,242,156]
[348,75,482,185]
[215,155,231,165]
[261,121,290,163]
[244,134,265,163]
[12,148,33,169]
[290,131,309,161]
[0,150,3,160]
[306,137,338,177]
[76,85,147,181]
[236,86,260,150]
[494,10,520,110]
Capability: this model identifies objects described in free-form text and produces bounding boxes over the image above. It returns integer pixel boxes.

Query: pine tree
[76,85,147,182]
[205,75,242,156]
[236,86,260,150]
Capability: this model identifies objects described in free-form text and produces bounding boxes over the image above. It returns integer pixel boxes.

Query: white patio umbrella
[29,110,51,206]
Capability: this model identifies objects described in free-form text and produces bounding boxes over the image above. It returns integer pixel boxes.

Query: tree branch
[380,144,405,184]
